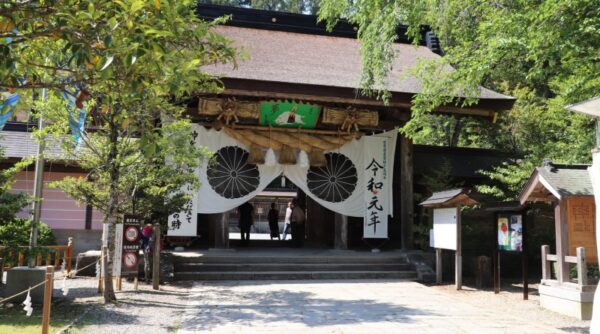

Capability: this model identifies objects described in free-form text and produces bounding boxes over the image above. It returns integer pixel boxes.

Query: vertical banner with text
[363,136,390,238]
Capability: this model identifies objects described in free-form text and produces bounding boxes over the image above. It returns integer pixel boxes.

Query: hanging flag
[0,93,19,131]
[61,89,87,147]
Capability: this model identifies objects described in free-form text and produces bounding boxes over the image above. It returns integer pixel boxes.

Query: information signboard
[497,214,523,251]
[431,207,458,250]
[121,215,141,277]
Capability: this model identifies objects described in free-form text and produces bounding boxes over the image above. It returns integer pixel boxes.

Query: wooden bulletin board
[567,196,597,264]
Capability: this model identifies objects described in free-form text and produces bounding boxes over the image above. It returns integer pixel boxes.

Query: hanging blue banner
[61,89,87,148]
[0,93,20,131]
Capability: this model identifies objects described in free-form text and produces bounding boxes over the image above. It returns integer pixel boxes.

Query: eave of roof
[566,96,600,118]
[520,163,593,203]
[420,188,480,208]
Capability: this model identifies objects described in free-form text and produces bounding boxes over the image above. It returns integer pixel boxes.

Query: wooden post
[436,248,442,284]
[577,247,588,287]
[152,224,161,290]
[116,276,122,291]
[134,276,138,291]
[554,202,569,283]
[541,245,550,280]
[66,237,73,274]
[522,213,528,300]
[334,213,348,250]
[455,205,462,290]
[400,135,413,250]
[42,266,54,334]
[493,213,500,294]
[98,246,105,293]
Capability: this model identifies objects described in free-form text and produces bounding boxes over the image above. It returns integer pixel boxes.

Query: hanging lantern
[297,150,309,168]
[264,148,277,166]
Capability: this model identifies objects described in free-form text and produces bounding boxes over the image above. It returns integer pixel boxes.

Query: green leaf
[99,55,114,71]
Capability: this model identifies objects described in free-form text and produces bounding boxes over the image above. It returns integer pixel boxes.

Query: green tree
[0,149,30,225]
[1,0,237,302]
[318,0,600,199]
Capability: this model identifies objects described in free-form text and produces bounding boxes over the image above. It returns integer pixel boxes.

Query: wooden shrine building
[520,159,596,319]
[168,4,516,250]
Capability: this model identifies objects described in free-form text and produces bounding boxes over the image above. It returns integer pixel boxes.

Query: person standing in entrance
[291,199,305,247]
[140,223,155,283]
[281,201,292,240]
[238,201,254,245]
[267,203,280,240]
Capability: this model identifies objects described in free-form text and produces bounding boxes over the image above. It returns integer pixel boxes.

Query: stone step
[174,270,418,281]
[175,263,413,272]
[172,255,408,265]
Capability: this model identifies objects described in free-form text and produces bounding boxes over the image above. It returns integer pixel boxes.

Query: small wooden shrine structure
[520,159,596,319]
[420,188,479,289]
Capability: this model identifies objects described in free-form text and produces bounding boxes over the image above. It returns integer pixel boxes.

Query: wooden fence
[0,237,73,274]
[541,244,588,288]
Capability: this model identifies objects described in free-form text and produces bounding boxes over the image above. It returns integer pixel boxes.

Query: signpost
[486,203,528,300]
[420,188,479,290]
[114,215,141,289]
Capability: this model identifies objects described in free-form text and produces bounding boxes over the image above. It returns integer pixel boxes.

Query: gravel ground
[430,281,590,333]
[56,277,192,334]
[2,276,592,333]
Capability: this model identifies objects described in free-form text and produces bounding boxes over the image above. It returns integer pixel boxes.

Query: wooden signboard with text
[567,197,597,264]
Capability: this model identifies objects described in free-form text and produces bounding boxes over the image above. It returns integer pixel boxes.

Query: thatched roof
[206,25,513,102]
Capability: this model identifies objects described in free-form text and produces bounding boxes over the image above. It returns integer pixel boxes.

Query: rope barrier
[0,253,107,305]
[0,279,47,305]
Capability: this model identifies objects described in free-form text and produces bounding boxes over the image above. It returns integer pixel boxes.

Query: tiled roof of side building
[536,163,593,197]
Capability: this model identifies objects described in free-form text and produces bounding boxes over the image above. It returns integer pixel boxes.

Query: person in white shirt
[281,201,292,240]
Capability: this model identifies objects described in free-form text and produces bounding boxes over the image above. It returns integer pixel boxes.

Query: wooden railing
[0,237,73,274]
[541,244,587,287]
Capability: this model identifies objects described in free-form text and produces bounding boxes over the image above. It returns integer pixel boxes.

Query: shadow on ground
[181,282,437,331]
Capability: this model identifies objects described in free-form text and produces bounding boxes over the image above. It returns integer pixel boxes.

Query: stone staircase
[172,251,419,281]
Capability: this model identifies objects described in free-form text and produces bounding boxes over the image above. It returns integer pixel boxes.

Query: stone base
[4,266,50,304]
[539,283,594,320]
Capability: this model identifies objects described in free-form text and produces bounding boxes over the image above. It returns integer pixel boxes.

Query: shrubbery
[0,218,55,246]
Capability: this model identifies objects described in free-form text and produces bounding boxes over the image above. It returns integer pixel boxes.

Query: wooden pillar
[541,245,551,280]
[522,212,528,300]
[211,212,229,248]
[455,206,462,290]
[42,266,54,334]
[436,248,442,284]
[334,213,348,250]
[152,225,161,290]
[555,201,569,283]
[400,135,414,250]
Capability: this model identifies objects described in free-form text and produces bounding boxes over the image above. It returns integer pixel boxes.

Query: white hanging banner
[363,135,392,238]
[168,124,397,237]
[284,137,366,217]
[168,181,199,236]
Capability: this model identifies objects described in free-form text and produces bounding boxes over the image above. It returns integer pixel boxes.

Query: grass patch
[0,300,88,334]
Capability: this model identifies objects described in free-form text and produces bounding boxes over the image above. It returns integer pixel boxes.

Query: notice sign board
[497,214,523,251]
[431,208,458,250]
[121,215,141,277]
